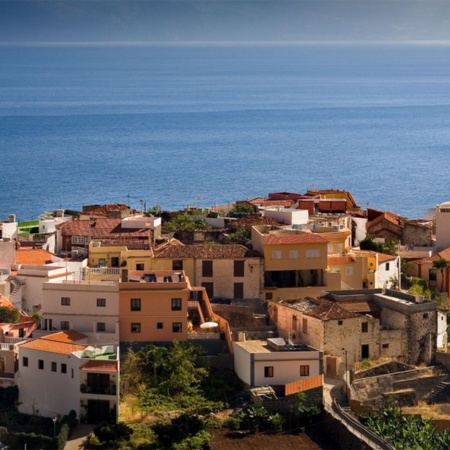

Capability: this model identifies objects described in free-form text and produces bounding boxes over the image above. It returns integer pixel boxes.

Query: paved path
[64,424,95,450]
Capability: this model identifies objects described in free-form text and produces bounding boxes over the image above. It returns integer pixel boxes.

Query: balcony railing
[80,383,117,395]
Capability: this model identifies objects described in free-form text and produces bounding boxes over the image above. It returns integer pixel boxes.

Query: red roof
[59,218,150,240]
[264,234,328,245]
[155,244,260,259]
[16,249,55,266]
[80,359,118,372]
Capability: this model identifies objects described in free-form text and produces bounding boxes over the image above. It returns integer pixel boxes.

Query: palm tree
[432,258,450,292]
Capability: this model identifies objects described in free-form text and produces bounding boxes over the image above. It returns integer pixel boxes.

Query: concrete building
[233,337,323,388]
[16,331,119,423]
[152,243,263,300]
[329,250,400,290]
[436,201,450,250]
[40,280,119,344]
[251,225,341,301]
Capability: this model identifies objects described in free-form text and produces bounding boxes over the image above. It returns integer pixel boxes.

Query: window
[346,266,353,276]
[97,298,106,307]
[266,292,273,300]
[300,365,310,376]
[288,250,299,259]
[338,320,343,326]
[51,362,57,372]
[202,260,213,277]
[302,318,308,334]
[22,357,28,367]
[386,263,390,271]
[96,322,106,332]
[264,366,274,378]
[71,368,74,378]
[202,282,214,299]
[173,260,183,271]
[171,298,182,311]
[157,322,163,329]
[136,263,144,270]
[61,363,67,374]
[38,359,44,370]
[61,297,70,306]
[306,249,320,258]
[130,298,141,311]
[172,322,182,333]
[131,323,141,333]
[99,259,106,267]
[271,251,282,260]
[423,313,429,319]
[71,236,87,245]
[234,260,245,277]
[61,321,69,330]
[361,322,368,333]
[382,343,389,349]
[111,257,119,267]
[429,269,437,282]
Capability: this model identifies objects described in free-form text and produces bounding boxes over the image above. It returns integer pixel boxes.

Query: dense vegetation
[361,405,450,450]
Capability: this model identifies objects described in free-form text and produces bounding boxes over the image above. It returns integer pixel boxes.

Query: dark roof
[279,298,360,321]
[155,244,261,259]
[59,218,150,240]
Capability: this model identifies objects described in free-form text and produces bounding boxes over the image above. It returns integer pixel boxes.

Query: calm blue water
[1,44,450,221]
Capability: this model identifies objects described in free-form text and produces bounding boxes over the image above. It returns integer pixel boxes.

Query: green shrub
[223,416,241,430]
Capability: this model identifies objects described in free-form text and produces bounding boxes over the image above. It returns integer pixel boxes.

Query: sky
[2,0,450,44]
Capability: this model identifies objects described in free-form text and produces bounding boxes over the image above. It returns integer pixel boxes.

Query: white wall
[377,257,400,289]
[262,208,308,226]
[17,346,81,418]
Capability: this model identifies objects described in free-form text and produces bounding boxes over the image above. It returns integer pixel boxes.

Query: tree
[0,306,20,324]
[433,258,450,292]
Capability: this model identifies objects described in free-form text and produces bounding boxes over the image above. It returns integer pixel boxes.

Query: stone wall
[403,223,432,247]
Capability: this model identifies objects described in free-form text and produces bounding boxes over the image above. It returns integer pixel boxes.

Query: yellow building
[251,225,340,300]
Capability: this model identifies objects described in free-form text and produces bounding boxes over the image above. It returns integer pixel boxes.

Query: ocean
[1,43,450,222]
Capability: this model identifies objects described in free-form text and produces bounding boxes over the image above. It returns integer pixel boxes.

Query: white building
[233,337,323,387]
[261,207,309,227]
[436,201,450,250]
[40,280,119,344]
[16,331,119,423]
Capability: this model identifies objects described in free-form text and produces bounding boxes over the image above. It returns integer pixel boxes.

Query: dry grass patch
[403,401,450,421]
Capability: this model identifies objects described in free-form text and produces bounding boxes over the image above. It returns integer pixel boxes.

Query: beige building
[40,280,119,343]
[251,225,340,301]
[328,250,400,290]
[233,337,323,387]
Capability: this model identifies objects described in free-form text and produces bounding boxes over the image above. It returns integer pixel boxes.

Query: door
[87,399,110,423]
[361,344,369,359]
[234,282,244,299]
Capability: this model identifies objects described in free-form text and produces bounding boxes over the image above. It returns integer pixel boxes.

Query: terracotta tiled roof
[19,338,86,355]
[352,249,397,263]
[377,253,397,263]
[264,234,328,245]
[16,249,55,266]
[280,298,360,321]
[155,244,260,259]
[328,256,354,265]
[318,230,351,240]
[41,330,87,343]
[59,218,150,239]
[85,204,130,216]
[80,359,118,372]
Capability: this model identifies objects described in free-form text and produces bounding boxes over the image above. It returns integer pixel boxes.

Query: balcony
[80,383,117,396]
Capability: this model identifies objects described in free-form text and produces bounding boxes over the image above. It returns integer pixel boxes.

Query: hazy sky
[2,0,450,43]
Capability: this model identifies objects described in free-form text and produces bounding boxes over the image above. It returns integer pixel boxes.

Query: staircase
[6,275,25,307]
[426,381,450,404]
